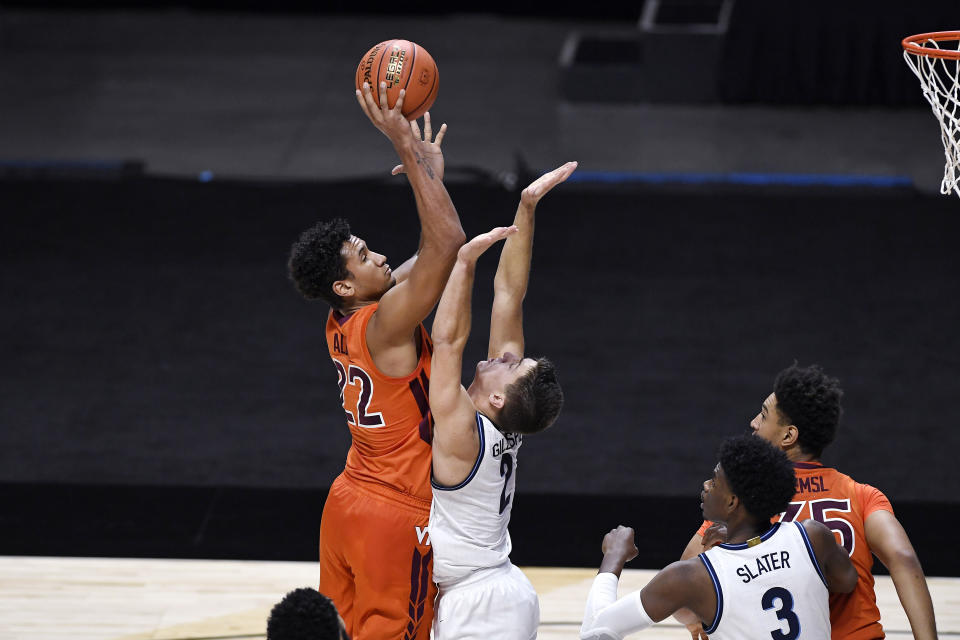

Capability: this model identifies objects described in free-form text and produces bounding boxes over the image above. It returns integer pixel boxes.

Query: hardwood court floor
[2,557,957,640]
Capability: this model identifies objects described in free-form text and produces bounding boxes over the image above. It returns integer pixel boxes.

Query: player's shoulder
[795,519,842,563]
[821,464,850,477]
[678,553,715,582]
[351,302,380,327]
[837,468,886,494]
[798,517,831,540]
[330,304,383,351]
[823,466,889,502]
[814,465,857,492]
[668,556,715,600]
[651,556,712,594]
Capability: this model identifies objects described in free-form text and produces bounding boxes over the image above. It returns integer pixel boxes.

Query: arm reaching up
[488,161,577,359]
[355,82,465,374]
[430,226,518,486]
[389,111,447,181]
[390,113,447,285]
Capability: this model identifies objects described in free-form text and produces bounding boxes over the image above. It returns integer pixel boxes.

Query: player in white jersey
[580,435,857,640]
[428,161,577,640]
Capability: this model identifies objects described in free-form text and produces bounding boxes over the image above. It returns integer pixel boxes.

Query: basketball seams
[406,52,438,121]
[375,39,393,103]
[357,41,386,94]
[402,42,417,94]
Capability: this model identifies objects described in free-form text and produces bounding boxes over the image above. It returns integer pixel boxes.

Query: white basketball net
[904,37,960,198]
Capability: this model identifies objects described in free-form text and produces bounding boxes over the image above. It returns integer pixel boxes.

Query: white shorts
[433,562,540,640]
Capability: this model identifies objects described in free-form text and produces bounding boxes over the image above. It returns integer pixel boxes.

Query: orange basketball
[355,39,439,121]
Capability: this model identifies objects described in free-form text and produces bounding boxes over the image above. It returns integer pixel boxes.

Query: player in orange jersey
[287,82,465,640]
[676,364,938,640]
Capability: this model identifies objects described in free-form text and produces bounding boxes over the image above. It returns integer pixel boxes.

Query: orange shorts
[319,473,435,640]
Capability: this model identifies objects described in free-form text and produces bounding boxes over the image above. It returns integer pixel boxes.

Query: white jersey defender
[429,412,540,640]
[699,521,831,640]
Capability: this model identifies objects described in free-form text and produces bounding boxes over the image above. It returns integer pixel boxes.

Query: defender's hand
[601,525,639,564]
[520,161,578,208]
[457,226,518,264]
[686,622,709,640]
[702,523,728,549]
[391,112,447,181]
[356,81,416,147]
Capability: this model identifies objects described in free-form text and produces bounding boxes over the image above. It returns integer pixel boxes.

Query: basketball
[355,39,439,121]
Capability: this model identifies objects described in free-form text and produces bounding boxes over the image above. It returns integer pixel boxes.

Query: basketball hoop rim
[902,31,960,60]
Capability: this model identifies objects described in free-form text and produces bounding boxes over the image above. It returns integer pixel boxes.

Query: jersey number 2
[499,453,513,514]
[762,587,800,640]
[333,361,385,427]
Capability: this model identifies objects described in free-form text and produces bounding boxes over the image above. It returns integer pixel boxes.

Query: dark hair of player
[773,363,844,459]
[719,434,795,525]
[288,218,352,309]
[497,357,564,435]
[266,587,345,640]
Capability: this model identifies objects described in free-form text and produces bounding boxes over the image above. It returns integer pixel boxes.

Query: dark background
[1,1,958,573]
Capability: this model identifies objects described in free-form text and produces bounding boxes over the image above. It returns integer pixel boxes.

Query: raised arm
[390,113,447,285]
[865,510,938,640]
[430,227,517,486]
[487,161,577,359]
[355,83,465,352]
[801,520,858,593]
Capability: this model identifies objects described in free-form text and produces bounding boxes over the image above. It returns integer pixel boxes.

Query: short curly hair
[720,434,795,524]
[773,363,843,458]
[497,357,564,435]
[266,587,343,640]
[288,218,352,309]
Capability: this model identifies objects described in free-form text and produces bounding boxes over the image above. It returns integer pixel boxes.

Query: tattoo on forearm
[415,152,436,180]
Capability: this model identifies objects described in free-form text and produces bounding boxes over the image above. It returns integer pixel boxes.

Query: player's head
[288,219,395,312]
[266,587,349,640]
[701,434,795,529]
[750,363,843,459]
[468,353,564,435]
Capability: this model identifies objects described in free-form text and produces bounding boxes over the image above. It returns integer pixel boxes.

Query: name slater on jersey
[736,551,791,583]
[333,333,349,355]
[796,475,828,493]
[492,433,522,457]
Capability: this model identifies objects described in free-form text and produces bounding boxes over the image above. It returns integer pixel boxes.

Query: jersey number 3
[762,587,800,640]
[333,361,385,427]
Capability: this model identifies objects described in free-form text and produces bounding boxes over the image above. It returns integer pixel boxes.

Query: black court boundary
[1,483,954,576]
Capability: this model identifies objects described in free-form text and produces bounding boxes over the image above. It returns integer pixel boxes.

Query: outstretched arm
[356,83,465,353]
[865,510,938,640]
[430,227,517,486]
[488,161,577,359]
